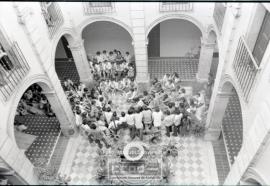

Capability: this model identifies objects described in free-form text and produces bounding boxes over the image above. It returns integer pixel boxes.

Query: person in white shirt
[126,108,135,139]
[105,61,111,78]
[77,83,85,98]
[94,63,101,77]
[152,107,163,129]
[195,92,205,121]
[108,51,115,62]
[104,107,113,126]
[173,109,183,136]
[75,110,83,128]
[101,50,108,62]
[118,112,127,129]
[95,51,103,63]
[134,107,144,140]
[126,88,137,102]
[163,110,175,137]
[142,106,153,132]
[124,51,131,64]
[162,74,170,86]
[81,123,91,136]
[137,99,144,108]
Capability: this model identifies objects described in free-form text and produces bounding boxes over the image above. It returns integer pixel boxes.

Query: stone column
[68,39,93,88]
[0,131,38,184]
[197,38,216,82]
[130,2,150,92]
[204,91,232,140]
[43,91,76,137]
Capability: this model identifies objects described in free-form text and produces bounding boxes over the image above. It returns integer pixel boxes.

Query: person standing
[134,107,143,140]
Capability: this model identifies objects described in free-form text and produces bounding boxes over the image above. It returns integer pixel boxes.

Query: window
[41,2,54,27]
[40,2,64,38]
[0,44,14,73]
[252,11,270,66]
[83,2,115,14]
[89,2,112,7]
[159,2,193,12]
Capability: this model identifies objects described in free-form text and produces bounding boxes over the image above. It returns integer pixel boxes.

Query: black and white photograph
[0,1,269,185]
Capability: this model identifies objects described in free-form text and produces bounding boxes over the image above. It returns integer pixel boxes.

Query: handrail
[0,42,30,101]
[239,36,259,70]
[83,2,115,14]
[159,2,193,12]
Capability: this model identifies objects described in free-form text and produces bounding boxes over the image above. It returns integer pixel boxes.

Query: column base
[204,128,221,141]
[60,125,77,137]
[196,73,208,83]
[81,78,95,89]
[136,73,150,93]
[137,82,150,93]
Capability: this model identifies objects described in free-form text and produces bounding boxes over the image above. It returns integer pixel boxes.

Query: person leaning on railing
[0,48,13,71]
[41,2,54,27]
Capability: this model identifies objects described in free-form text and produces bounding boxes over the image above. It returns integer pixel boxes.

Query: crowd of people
[15,84,55,131]
[88,49,136,82]
[63,51,208,149]
[16,84,55,117]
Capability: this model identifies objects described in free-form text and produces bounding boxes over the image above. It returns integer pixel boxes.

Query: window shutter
[253,11,270,66]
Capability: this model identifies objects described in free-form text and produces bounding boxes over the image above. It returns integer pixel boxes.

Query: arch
[206,28,219,86]
[207,30,217,44]
[7,74,53,144]
[244,168,267,185]
[78,16,134,40]
[220,79,243,165]
[219,76,245,115]
[146,14,206,39]
[50,27,77,73]
[219,75,246,125]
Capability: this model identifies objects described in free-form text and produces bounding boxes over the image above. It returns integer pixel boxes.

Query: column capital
[41,91,56,95]
[132,40,148,47]
[68,39,84,50]
[217,91,234,98]
[201,37,216,48]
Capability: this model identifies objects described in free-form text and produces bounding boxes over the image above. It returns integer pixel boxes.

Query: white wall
[252,137,270,184]
[160,19,202,57]
[82,21,134,57]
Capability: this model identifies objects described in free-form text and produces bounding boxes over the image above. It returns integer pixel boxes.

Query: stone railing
[159,2,193,12]
[83,2,115,14]
[233,36,260,102]
[213,3,227,32]
[0,42,30,101]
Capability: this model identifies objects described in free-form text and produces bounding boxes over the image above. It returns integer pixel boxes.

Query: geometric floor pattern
[16,115,61,165]
[148,57,199,81]
[66,134,217,185]
[60,90,218,185]
[222,88,243,165]
[55,60,80,84]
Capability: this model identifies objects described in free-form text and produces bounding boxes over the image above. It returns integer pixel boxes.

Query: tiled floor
[148,57,199,81]
[16,115,61,165]
[59,132,218,185]
[55,60,80,84]
[222,88,243,165]
[58,90,219,185]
